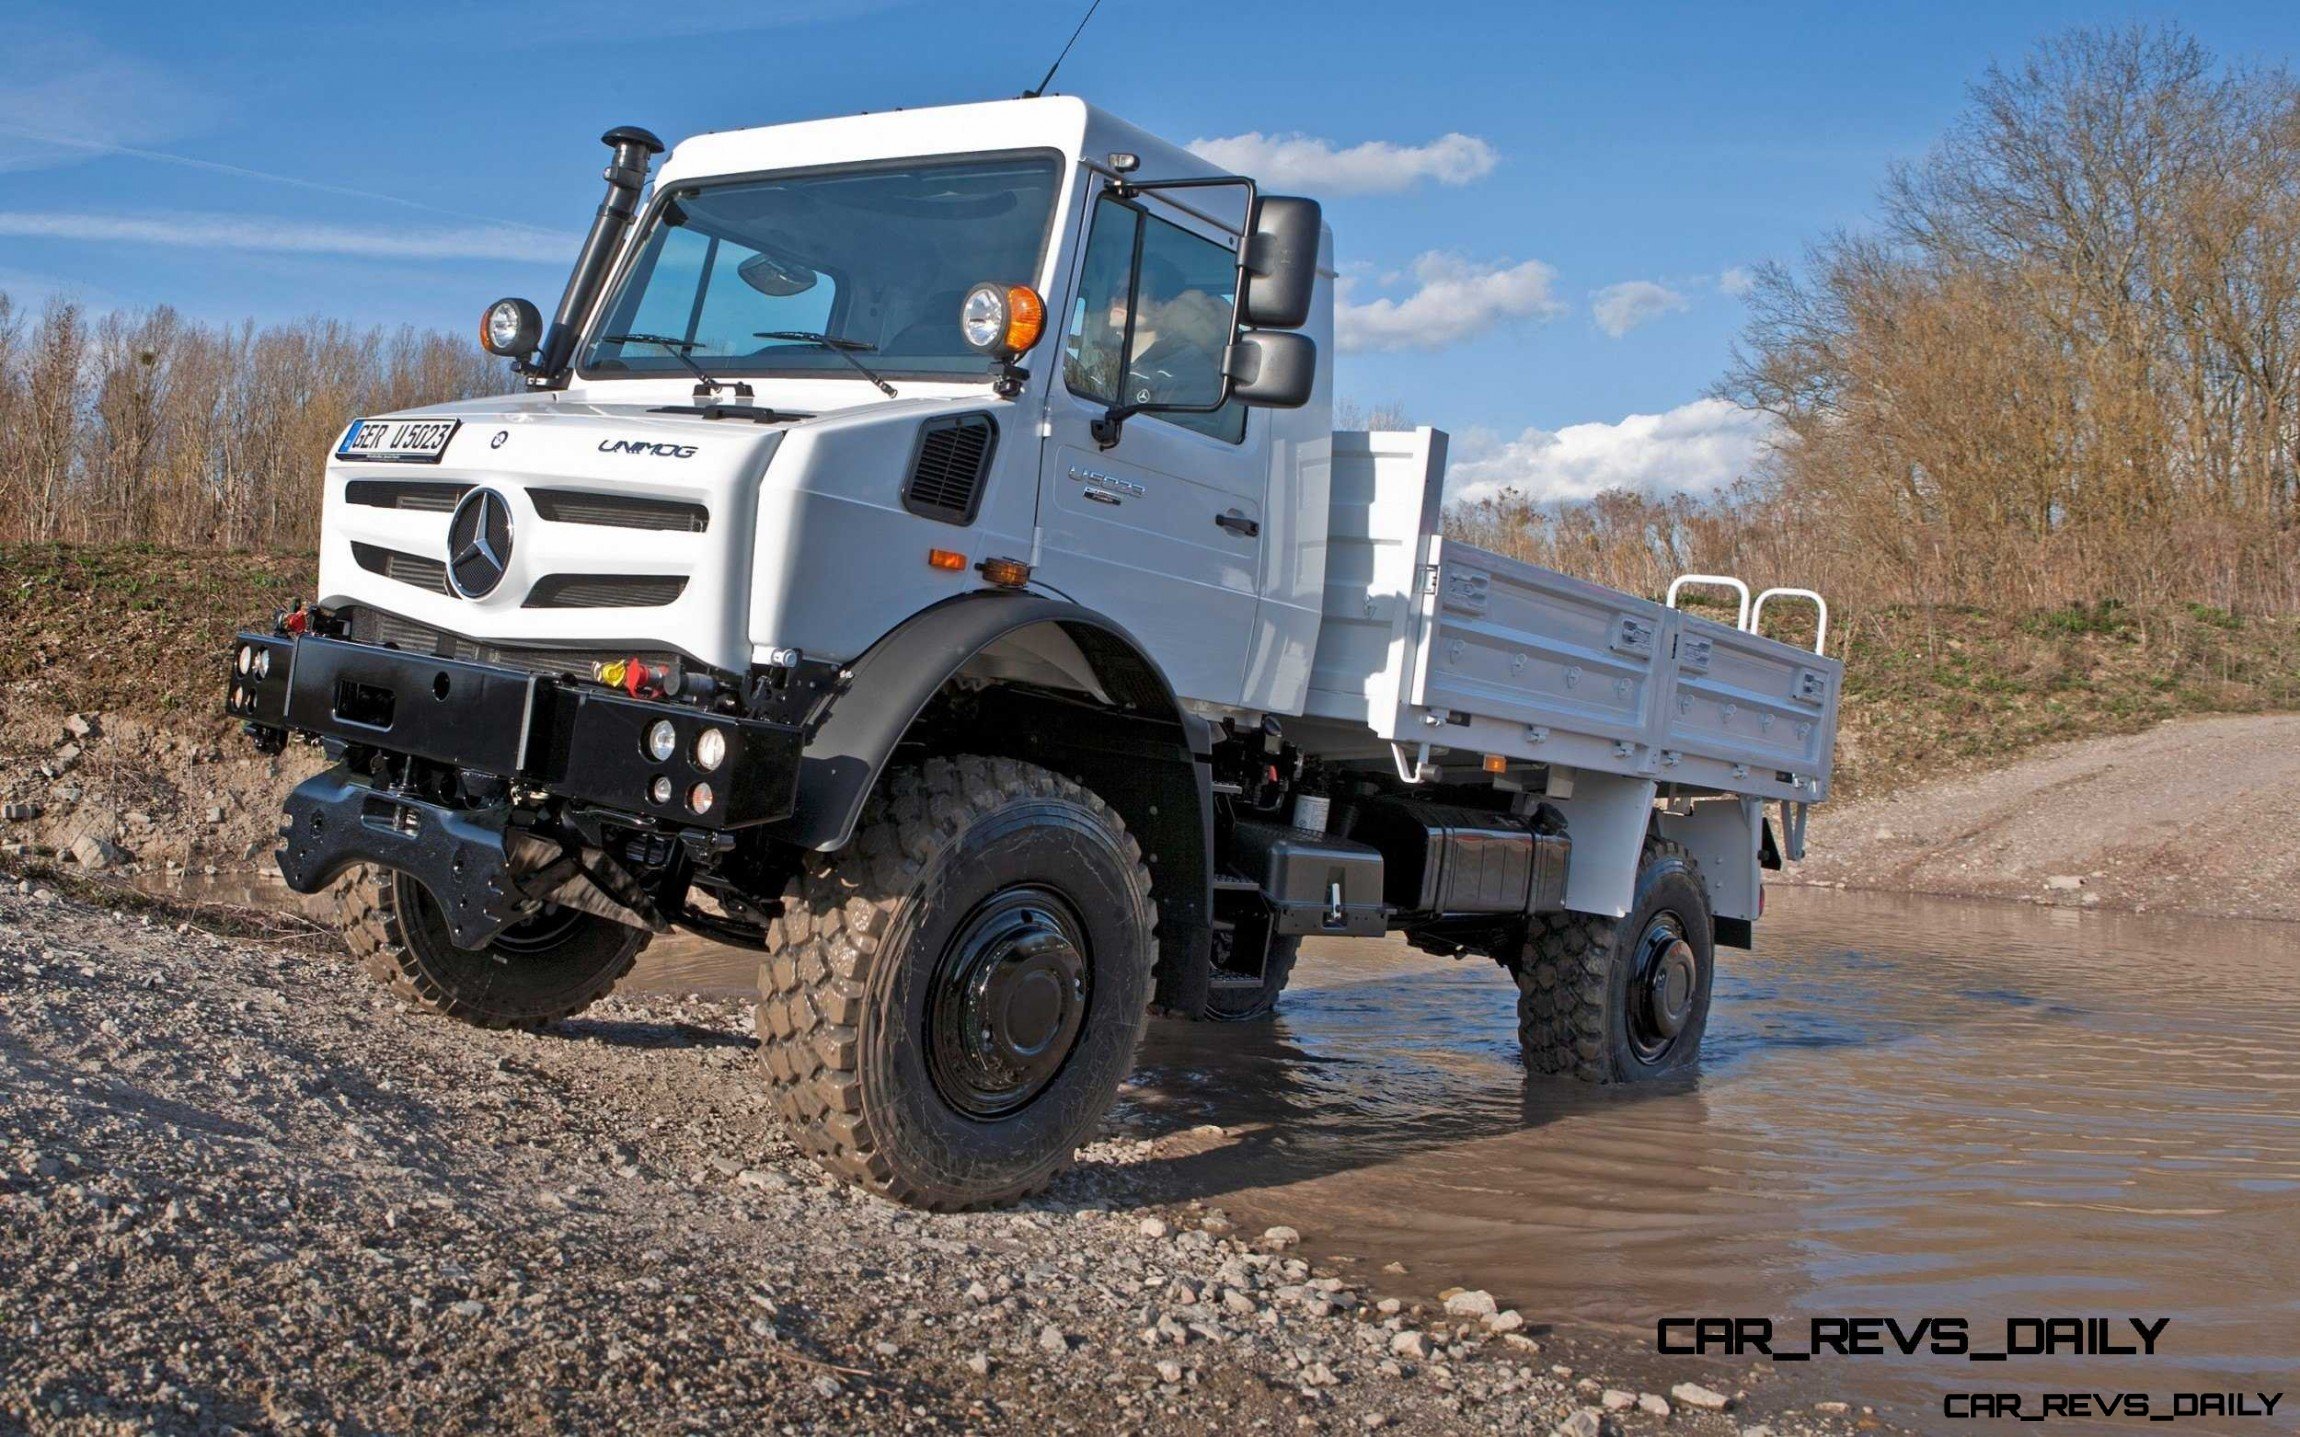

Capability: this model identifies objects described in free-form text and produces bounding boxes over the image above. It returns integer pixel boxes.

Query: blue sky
[2,0,2295,500]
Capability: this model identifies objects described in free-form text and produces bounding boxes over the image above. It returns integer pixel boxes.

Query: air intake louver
[522,574,689,609]
[902,413,996,525]
[348,607,680,680]
[351,541,450,594]
[344,480,470,512]
[529,489,709,532]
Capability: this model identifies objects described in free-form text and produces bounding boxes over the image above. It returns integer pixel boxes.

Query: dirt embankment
[2,545,325,879]
[0,879,1877,1436]
[1792,713,2300,921]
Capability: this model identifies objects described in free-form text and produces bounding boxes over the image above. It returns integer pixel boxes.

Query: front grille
[345,479,470,512]
[523,574,689,609]
[529,488,710,533]
[902,413,996,525]
[351,542,450,594]
[347,607,684,681]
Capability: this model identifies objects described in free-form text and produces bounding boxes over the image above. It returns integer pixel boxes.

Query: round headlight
[960,283,1009,353]
[254,649,272,679]
[235,645,253,676]
[644,719,678,763]
[694,727,728,773]
[649,775,673,805]
[480,297,543,358]
[688,782,716,816]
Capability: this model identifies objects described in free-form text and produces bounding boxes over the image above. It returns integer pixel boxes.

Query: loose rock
[1554,1408,1603,1437]
[1672,1381,1731,1411]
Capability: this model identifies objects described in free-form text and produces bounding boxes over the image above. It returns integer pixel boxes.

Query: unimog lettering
[598,439,697,457]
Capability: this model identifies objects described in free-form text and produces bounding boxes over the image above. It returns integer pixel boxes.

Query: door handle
[1215,510,1260,538]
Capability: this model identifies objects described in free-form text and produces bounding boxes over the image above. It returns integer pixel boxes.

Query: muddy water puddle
[148,870,2299,1429]
[1119,889,2300,1429]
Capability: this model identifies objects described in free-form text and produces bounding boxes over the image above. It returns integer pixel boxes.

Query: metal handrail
[1753,587,1829,654]
[1664,574,1752,631]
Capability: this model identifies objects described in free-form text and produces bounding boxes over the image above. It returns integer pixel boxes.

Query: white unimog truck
[226,98,1840,1209]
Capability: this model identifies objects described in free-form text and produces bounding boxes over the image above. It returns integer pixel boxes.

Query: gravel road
[1790,713,2300,920]
[0,876,1878,1436]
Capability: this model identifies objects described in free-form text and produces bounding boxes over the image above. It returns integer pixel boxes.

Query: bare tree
[0,293,509,549]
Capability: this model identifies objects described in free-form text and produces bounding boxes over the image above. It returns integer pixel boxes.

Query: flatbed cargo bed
[1298,428,1841,806]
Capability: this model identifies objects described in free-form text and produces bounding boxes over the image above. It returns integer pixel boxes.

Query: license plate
[338,417,460,464]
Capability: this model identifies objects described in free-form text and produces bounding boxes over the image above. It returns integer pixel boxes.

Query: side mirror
[1240,196,1321,330]
[1227,331,1317,409]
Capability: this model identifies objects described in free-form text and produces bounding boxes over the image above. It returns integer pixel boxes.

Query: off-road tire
[333,866,648,1030]
[755,756,1157,1209]
[1200,933,1302,1022]
[1508,836,1713,1083]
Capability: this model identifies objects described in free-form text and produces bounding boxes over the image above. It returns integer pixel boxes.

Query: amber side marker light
[1000,285,1045,353]
[1482,753,1509,774]
[977,556,1032,588]
[928,549,968,571]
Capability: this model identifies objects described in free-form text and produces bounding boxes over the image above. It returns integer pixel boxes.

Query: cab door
[1034,189,1263,709]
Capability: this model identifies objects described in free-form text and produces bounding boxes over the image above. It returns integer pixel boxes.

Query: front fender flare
[764,592,1193,852]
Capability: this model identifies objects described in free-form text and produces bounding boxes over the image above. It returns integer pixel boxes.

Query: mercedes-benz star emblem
[490,430,509,449]
[445,488,514,599]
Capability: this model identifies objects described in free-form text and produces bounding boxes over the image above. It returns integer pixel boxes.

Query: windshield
[581,153,1062,382]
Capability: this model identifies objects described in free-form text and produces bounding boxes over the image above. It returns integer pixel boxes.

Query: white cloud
[1336,253,1564,353]
[1447,398,1778,505]
[0,22,213,172]
[1591,280,1690,338]
[1186,131,1498,195]
[0,211,576,265]
[1718,265,1757,297]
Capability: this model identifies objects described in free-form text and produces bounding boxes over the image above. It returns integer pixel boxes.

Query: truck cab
[229,98,1839,1209]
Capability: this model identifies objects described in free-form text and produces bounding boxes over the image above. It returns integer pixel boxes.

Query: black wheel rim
[1626,912,1700,1063]
[491,903,590,955]
[925,885,1093,1120]
[397,877,588,958]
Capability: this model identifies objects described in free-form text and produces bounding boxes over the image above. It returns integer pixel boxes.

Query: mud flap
[275,766,529,949]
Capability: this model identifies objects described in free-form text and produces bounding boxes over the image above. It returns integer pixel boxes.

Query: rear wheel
[1507,837,1713,1082]
[755,756,1156,1209]
[334,867,648,1030]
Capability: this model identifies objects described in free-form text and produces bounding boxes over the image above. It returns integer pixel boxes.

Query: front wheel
[335,867,649,1030]
[1507,837,1713,1082]
[755,756,1156,1209]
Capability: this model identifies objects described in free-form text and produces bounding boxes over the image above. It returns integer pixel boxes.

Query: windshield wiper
[600,333,753,399]
[755,331,898,397]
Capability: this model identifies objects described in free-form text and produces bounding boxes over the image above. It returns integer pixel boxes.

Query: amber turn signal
[1482,753,1509,774]
[977,556,1032,588]
[928,549,967,571]
[1001,285,1044,354]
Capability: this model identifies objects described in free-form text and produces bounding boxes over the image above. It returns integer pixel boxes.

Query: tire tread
[753,755,1154,1209]
[1506,836,1699,1082]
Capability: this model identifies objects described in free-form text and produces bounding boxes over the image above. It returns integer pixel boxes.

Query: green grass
[1834,601,2300,796]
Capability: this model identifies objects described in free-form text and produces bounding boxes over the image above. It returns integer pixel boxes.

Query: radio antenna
[1023,0,1104,98]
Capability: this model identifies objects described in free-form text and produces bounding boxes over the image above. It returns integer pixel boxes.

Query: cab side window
[1063,195,1246,444]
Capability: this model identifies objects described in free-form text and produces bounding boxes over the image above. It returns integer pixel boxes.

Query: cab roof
[654,96,1235,193]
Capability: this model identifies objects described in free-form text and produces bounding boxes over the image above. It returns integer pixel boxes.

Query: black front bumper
[227,632,804,830]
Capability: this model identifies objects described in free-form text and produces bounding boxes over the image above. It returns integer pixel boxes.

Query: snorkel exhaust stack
[532,124,665,386]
